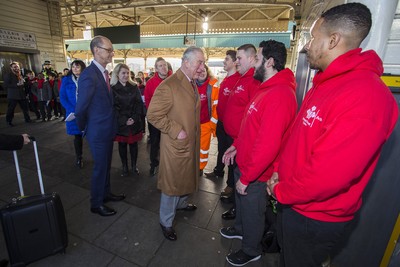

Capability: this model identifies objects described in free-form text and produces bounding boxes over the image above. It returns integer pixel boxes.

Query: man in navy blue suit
[75,35,125,216]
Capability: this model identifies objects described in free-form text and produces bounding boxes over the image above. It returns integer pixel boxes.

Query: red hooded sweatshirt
[144,72,169,109]
[224,68,260,139]
[217,72,241,123]
[274,48,398,222]
[233,68,297,185]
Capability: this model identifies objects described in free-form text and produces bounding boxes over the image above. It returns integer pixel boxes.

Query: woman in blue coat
[59,60,86,168]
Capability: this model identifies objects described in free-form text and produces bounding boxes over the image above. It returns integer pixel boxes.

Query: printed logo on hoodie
[234,84,245,94]
[223,87,231,96]
[247,101,258,115]
[303,105,322,127]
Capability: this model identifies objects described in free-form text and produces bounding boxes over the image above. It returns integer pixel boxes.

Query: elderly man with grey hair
[147,46,205,241]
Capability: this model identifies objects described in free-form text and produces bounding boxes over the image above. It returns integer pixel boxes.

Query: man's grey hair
[182,46,203,62]
[90,35,105,55]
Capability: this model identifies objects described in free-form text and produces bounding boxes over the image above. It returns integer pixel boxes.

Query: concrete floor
[0,112,280,267]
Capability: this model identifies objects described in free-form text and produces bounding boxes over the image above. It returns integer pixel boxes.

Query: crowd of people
[2,3,399,267]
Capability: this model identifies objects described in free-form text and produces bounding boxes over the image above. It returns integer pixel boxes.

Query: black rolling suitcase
[0,137,68,267]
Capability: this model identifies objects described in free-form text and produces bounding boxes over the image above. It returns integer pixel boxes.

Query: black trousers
[277,205,350,267]
[233,166,267,256]
[148,122,160,168]
[6,99,30,123]
[38,101,52,120]
[74,134,83,159]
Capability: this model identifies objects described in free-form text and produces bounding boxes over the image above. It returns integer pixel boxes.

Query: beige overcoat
[147,69,200,196]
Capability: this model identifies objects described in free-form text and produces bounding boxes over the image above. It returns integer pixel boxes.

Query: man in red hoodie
[144,57,170,176]
[220,44,260,221]
[267,3,399,267]
[220,40,297,266]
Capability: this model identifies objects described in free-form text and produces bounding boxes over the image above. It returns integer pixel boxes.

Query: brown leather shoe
[160,224,177,241]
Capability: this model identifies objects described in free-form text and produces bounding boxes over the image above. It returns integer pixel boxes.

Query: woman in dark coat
[111,63,144,176]
[59,60,86,168]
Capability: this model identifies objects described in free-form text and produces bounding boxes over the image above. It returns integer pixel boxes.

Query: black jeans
[233,166,267,256]
[277,205,350,267]
[148,122,160,168]
[6,99,30,123]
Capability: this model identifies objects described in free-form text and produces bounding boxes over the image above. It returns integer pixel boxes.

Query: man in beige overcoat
[147,46,205,241]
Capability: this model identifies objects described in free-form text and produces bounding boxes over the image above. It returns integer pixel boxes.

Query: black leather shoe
[160,223,177,241]
[132,166,140,175]
[177,203,197,211]
[222,207,236,220]
[104,193,126,203]
[7,122,14,127]
[220,194,234,204]
[149,166,158,176]
[90,205,116,216]
[76,158,83,169]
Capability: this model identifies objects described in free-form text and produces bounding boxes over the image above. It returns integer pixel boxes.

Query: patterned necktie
[104,70,110,92]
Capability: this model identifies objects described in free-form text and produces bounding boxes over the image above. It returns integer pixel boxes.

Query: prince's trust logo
[234,85,245,94]
[223,87,231,96]
[247,102,258,114]
[303,105,322,127]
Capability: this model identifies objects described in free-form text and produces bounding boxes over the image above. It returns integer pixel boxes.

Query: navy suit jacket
[75,63,117,143]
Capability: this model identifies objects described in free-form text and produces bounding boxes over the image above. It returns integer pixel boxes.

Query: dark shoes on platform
[160,224,177,241]
[226,249,261,266]
[149,166,158,176]
[220,226,243,240]
[76,157,83,169]
[90,205,116,216]
[103,193,126,203]
[204,171,224,178]
[177,203,197,211]
[91,193,125,216]
[121,165,140,177]
[222,207,236,220]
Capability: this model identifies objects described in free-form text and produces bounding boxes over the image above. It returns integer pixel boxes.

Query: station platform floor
[0,111,280,267]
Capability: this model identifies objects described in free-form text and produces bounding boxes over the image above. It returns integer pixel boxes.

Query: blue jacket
[59,75,81,135]
[75,63,117,143]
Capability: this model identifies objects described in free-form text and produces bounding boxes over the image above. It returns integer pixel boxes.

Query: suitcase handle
[13,137,45,197]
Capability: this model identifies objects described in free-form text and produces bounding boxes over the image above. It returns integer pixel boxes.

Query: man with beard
[267,3,398,267]
[144,57,171,176]
[4,62,31,126]
[220,40,297,266]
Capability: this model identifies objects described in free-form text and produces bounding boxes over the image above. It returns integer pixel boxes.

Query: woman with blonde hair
[111,63,144,176]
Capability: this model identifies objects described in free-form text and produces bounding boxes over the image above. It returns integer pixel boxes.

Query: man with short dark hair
[75,35,125,217]
[4,62,31,126]
[219,44,260,221]
[221,40,297,266]
[267,3,398,267]
[204,50,240,187]
[147,47,205,241]
[144,57,171,176]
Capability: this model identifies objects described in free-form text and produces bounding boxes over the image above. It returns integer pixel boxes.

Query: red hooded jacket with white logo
[217,72,241,123]
[233,68,297,185]
[224,68,260,139]
[274,48,398,222]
